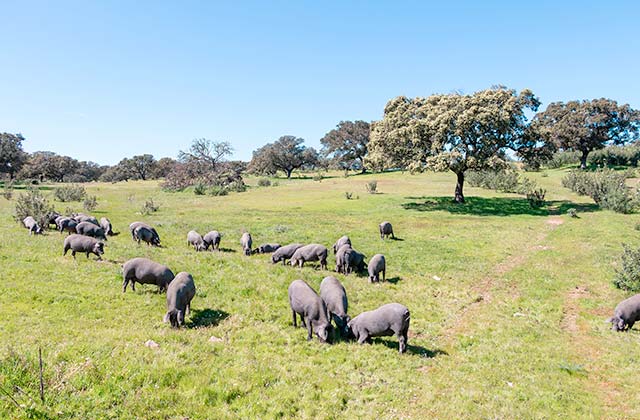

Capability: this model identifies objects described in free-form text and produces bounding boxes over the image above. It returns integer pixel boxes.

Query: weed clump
[83,195,98,211]
[257,178,271,187]
[366,180,378,194]
[54,184,86,202]
[562,169,636,213]
[141,199,159,215]
[614,244,640,291]
[14,187,54,228]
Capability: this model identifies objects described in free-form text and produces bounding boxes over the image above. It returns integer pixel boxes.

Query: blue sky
[1,1,638,165]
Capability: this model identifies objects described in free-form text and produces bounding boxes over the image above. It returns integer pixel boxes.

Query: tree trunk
[454,171,465,204]
[286,169,292,178]
[580,150,589,170]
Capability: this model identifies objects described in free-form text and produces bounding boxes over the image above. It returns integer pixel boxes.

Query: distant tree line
[2,86,639,202]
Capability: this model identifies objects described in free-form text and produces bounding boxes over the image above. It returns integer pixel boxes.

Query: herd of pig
[22,213,411,352]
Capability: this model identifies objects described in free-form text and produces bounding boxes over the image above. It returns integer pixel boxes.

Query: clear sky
[1,1,638,165]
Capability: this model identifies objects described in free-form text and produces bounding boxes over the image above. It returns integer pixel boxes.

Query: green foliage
[366,180,378,194]
[589,144,640,167]
[14,187,54,227]
[257,178,271,187]
[248,136,319,178]
[208,186,229,196]
[562,169,636,213]
[526,188,546,208]
[140,198,159,215]
[83,195,98,212]
[54,184,87,202]
[614,244,640,291]
[344,191,357,200]
[567,208,578,218]
[194,183,207,195]
[320,120,370,172]
[544,151,582,169]
[467,170,520,193]
[2,180,14,200]
[313,173,324,182]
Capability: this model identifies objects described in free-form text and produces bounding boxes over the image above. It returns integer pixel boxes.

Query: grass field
[1,169,639,419]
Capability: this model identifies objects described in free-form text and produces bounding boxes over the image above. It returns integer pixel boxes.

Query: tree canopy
[529,98,640,169]
[367,86,540,203]
[0,133,28,179]
[249,136,318,178]
[320,120,370,173]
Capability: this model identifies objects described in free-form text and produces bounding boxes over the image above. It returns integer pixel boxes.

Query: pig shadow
[376,339,448,358]
[384,277,402,284]
[188,308,230,328]
[216,248,236,253]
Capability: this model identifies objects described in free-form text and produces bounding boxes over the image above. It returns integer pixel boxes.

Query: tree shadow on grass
[402,196,599,217]
[375,338,448,358]
[188,308,230,329]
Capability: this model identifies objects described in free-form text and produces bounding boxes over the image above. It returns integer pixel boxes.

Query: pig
[74,214,99,226]
[134,226,161,246]
[344,246,366,274]
[379,221,395,240]
[163,272,196,328]
[122,257,174,293]
[47,211,61,228]
[290,244,328,270]
[288,279,333,343]
[23,216,42,235]
[187,230,206,251]
[319,276,350,338]
[332,235,351,254]
[335,244,351,274]
[607,294,640,332]
[63,234,105,260]
[241,232,252,256]
[100,217,114,236]
[57,217,78,235]
[347,303,410,353]
[271,243,303,265]
[76,221,107,241]
[203,231,221,251]
[368,254,386,283]
[256,243,281,254]
[129,222,160,244]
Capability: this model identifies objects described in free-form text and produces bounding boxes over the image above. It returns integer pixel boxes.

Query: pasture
[0,169,638,419]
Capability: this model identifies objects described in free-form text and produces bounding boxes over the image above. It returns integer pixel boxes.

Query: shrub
[14,187,54,228]
[257,178,271,187]
[83,195,98,212]
[313,173,324,182]
[2,181,13,200]
[526,188,546,208]
[194,183,207,195]
[208,186,229,196]
[613,244,640,291]
[54,184,86,202]
[562,169,636,213]
[366,180,378,194]
[566,208,578,218]
[466,170,520,193]
[590,145,640,167]
[545,151,581,169]
[141,199,159,215]
[345,192,353,200]
[227,180,246,193]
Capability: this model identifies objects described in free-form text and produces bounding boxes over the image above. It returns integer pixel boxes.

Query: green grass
[0,169,639,418]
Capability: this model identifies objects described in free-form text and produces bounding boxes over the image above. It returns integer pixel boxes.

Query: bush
[257,178,271,187]
[466,170,521,193]
[567,208,578,218]
[83,195,98,211]
[526,188,546,208]
[194,183,207,195]
[345,192,353,200]
[54,184,86,202]
[562,169,636,213]
[227,180,246,193]
[14,187,54,228]
[366,180,378,194]
[2,181,13,200]
[208,186,229,196]
[141,199,159,215]
[545,151,581,169]
[590,145,640,167]
[313,173,324,182]
[613,244,640,291]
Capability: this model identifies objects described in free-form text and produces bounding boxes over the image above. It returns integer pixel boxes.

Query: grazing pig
[240,232,252,256]
[379,221,395,240]
[608,294,640,332]
[335,244,351,274]
[74,214,99,226]
[256,243,281,254]
[187,230,205,251]
[163,272,196,328]
[332,235,351,254]
[47,211,61,228]
[347,303,410,354]
[290,244,328,270]
[288,280,333,342]
[134,226,161,246]
[76,221,107,241]
[23,216,42,235]
[57,217,78,235]
[271,243,303,265]
[344,246,366,274]
[100,217,114,236]
[122,257,174,292]
[129,222,160,243]
[203,231,221,251]
[368,254,386,283]
[320,276,350,338]
[63,234,105,260]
